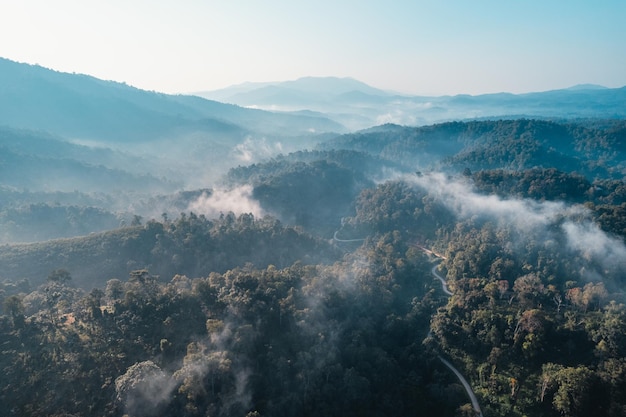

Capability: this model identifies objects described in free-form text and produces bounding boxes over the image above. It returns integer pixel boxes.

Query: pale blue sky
[1,0,625,95]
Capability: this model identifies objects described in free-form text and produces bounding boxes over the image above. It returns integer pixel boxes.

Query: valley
[1,58,626,417]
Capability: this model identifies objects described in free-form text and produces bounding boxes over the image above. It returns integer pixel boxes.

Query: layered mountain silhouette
[0,58,347,196]
[0,57,345,143]
[2,56,625,244]
[198,77,626,130]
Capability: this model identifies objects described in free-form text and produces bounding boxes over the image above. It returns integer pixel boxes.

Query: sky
[1,0,625,96]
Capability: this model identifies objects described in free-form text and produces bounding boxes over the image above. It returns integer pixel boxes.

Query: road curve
[422,248,482,417]
[431,265,453,296]
[438,356,483,417]
[333,230,365,243]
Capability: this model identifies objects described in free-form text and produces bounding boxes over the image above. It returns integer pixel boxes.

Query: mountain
[198,77,626,130]
[0,59,349,245]
[197,76,390,104]
[0,58,350,195]
[319,119,626,179]
[0,57,345,143]
[196,77,394,130]
[565,83,608,90]
[2,112,626,417]
[0,213,341,288]
[3,57,626,417]
[0,126,172,182]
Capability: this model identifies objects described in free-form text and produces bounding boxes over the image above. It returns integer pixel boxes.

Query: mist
[232,136,284,163]
[408,172,626,282]
[562,220,626,275]
[410,172,577,229]
[186,185,265,218]
[115,360,177,417]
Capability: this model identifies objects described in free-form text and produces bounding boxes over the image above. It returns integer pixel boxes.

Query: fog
[562,221,626,273]
[408,172,626,283]
[186,186,265,219]
[232,136,284,163]
[115,360,177,417]
[410,172,577,229]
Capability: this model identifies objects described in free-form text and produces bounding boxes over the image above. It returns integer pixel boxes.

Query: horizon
[1,1,625,96]
[194,76,621,97]
[2,56,623,99]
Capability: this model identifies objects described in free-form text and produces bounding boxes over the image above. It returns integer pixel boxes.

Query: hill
[0,213,340,289]
[319,119,626,179]
[0,58,348,232]
[3,57,626,417]
[224,150,389,235]
[2,158,626,416]
[197,76,390,104]
[0,58,345,142]
[1,117,626,416]
[198,77,626,130]
[0,126,177,193]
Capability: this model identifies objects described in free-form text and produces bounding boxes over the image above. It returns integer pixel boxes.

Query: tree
[47,268,72,284]
[3,294,25,327]
[551,366,593,417]
[513,273,545,308]
[105,278,124,303]
[115,361,175,417]
[540,362,562,403]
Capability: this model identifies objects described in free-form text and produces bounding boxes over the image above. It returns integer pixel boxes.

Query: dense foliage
[321,119,626,178]
[0,203,129,243]
[1,236,461,416]
[226,153,378,235]
[2,118,626,416]
[0,213,340,289]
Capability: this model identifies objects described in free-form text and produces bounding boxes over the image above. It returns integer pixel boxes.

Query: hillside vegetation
[2,114,626,416]
[2,164,626,416]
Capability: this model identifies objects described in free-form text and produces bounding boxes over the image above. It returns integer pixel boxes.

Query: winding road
[427,252,483,417]
[431,264,453,296]
[438,356,483,416]
[332,230,366,243]
[334,232,482,415]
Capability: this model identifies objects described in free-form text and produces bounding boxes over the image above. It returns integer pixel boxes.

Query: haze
[2,0,625,96]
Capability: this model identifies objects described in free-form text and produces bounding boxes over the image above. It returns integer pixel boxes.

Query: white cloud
[409,172,579,230]
[232,136,283,163]
[408,172,626,279]
[187,186,264,218]
[562,221,626,271]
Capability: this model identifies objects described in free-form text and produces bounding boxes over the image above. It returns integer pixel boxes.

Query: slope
[319,119,626,179]
[0,214,341,289]
[0,57,345,143]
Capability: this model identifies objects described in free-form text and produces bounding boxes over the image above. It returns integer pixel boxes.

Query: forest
[2,117,626,417]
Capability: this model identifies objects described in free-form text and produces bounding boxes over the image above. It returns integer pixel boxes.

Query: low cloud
[232,136,283,163]
[410,172,579,230]
[375,109,419,126]
[562,221,626,274]
[187,185,265,218]
[115,360,177,417]
[409,172,626,280]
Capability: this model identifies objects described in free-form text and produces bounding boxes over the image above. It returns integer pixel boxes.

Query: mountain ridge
[196,76,626,130]
[0,57,345,142]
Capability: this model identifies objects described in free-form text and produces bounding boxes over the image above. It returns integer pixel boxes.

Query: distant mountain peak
[198,76,390,97]
[0,57,345,142]
[565,83,608,91]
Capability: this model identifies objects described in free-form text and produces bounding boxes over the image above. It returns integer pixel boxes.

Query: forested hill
[320,119,626,178]
[0,57,344,142]
[2,117,626,416]
[0,213,340,289]
[2,166,626,416]
[223,150,403,235]
[0,126,178,194]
